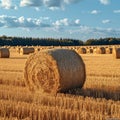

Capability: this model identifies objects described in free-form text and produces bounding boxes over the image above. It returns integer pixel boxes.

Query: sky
[0,0,120,40]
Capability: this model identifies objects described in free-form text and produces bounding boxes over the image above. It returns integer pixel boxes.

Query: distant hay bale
[105,48,113,54]
[16,47,21,53]
[113,48,120,59]
[94,47,105,54]
[0,48,10,58]
[77,48,86,54]
[87,48,93,54]
[35,47,40,52]
[20,47,35,55]
[24,48,86,94]
[92,46,97,49]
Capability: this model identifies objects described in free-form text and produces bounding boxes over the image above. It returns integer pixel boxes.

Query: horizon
[0,0,120,40]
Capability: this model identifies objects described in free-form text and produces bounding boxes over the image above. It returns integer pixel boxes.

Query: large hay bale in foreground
[24,48,86,94]
[113,48,120,59]
[0,48,10,58]
[20,47,35,55]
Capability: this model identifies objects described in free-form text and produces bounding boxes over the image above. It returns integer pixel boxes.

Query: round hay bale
[16,47,21,53]
[77,48,86,54]
[0,48,10,58]
[24,48,86,94]
[113,48,120,59]
[105,48,113,54]
[94,47,105,54]
[87,48,93,54]
[20,47,35,55]
[35,47,40,52]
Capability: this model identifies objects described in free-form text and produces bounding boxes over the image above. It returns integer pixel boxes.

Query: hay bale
[35,47,40,52]
[24,48,86,94]
[20,47,35,55]
[0,48,10,58]
[77,48,86,54]
[94,47,105,54]
[105,48,113,54]
[16,47,21,53]
[113,48,120,59]
[87,48,93,54]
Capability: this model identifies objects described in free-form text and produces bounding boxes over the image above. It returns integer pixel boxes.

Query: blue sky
[0,0,120,40]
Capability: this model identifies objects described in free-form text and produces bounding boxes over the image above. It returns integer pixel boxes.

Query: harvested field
[0,46,120,120]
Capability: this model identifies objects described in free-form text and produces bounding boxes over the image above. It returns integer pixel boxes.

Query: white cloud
[0,15,81,30]
[0,0,17,9]
[99,0,110,5]
[113,10,120,13]
[20,0,82,9]
[1,15,119,40]
[35,7,40,11]
[102,19,110,24]
[0,0,82,10]
[91,10,100,14]
[53,18,69,26]
[20,0,43,7]
[52,18,80,29]
[0,15,51,28]
[75,19,80,24]
[64,0,80,4]
[18,16,25,23]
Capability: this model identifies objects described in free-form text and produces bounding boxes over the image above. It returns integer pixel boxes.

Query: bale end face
[24,48,86,95]
[95,47,105,54]
[113,48,120,59]
[0,48,10,58]
[20,47,35,55]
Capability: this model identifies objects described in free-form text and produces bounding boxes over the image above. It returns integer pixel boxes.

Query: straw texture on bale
[0,48,10,58]
[20,47,35,55]
[77,48,86,54]
[24,48,86,94]
[113,48,120,59]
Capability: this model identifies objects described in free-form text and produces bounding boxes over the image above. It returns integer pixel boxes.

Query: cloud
[35,7,40,11]
[0,0,17,9]
[20,0,43,7]
[113,10,120,13]
[102,19,110,24]
[20,0,82,9]
[90,10,100,14]
[99,0,110,5]
[44,0,61,7]
[52,18,69,27]
[1,15,119,40]
[0,15,80,31]
[75,19,80,25]
[64,0,80,4]
[52,18,80,29]
[0,15,51,28]
[0,0,82,10]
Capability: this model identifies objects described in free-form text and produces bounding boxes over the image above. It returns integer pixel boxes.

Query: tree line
[0,35,120,46]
